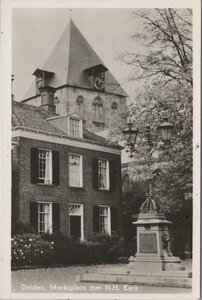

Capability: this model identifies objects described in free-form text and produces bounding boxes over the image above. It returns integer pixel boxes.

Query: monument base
[78,266,192,288]
[127,255,184,271]
[78,209,192,289]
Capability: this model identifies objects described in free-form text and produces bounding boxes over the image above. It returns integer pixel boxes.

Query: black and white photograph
[0,0,200,299]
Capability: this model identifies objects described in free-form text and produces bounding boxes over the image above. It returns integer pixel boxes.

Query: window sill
[97,188,111,192]
[36,183,56,187]
[68,186,85,190]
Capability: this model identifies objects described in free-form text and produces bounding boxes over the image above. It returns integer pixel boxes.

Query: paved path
[12,260,192,294]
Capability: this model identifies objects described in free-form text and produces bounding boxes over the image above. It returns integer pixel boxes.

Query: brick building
[21,19,127,134]
[12,101,123,239]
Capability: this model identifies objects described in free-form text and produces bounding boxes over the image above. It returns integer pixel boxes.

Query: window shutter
[31,147,39,184]
[93,206,99,232]
[30,202,38,232]
[52,203,60,233]
[52,151,60,185]
[109,160,116,191]
[92,158,98,190]
[111,207,117,233]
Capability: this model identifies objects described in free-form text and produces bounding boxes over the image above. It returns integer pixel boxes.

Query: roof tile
[12,101,122,149]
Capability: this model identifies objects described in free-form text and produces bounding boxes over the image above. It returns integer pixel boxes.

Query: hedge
[11,233,54,267]
[11,232,126,267]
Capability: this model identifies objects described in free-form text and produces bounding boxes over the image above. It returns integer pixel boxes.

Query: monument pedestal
[127,211,185,271]
[78,208,192,288]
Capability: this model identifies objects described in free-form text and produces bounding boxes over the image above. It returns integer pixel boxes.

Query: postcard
[0,0,200,299]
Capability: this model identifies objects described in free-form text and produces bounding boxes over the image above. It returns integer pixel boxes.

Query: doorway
[69,204,84,240]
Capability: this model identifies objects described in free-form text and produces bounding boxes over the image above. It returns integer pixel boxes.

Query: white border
[0,0,201,300]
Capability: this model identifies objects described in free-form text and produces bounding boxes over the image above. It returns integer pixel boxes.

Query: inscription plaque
[139,233,157,253]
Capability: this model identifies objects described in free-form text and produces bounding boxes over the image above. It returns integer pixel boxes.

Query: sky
[12,8,144,101]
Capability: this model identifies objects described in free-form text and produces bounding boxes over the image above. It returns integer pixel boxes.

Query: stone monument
[78,194,192,288]
[127,198,184,271]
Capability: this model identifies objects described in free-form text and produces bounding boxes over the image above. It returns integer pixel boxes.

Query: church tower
[21,20,128,134]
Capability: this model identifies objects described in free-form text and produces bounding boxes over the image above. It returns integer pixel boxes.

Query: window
[70,118,80,137]
[93,206,117,235]
[98,206,110,234]
[38,202,52,234]
[98,159,109,190]
[76,96,84,115]
[69,204,84,240]
[92,97,105,126]
[31,148,60,185]
[69,154,83,187]
[38,149,52,184]
[54,97,60,114]
[111,102,118,114]
[30,202,60,233]
[92,158,116,191]
[67,113,83,138]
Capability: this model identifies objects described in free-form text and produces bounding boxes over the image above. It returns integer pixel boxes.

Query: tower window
[76,96,84,115]
[111,102,118,114]
[92,97,105,126]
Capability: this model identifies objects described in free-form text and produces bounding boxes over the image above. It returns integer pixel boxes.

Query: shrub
[43,232,125,265]
[11,233,54,267]
[85,232,125,263]
[12,232,126,267]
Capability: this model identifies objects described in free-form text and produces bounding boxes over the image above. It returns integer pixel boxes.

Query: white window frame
[38,148,52,184]
[69,204,84,241]
[37,202,52,234]
[69,153,83,187]
[98,158,109,190]
[68,116,83,138]
[98,205,111,235]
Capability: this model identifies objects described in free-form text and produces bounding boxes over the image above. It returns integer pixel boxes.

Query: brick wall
[13,136,123,238]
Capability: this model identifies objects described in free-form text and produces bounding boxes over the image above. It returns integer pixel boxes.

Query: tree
[120,8,192,87]
[119,9,193,256]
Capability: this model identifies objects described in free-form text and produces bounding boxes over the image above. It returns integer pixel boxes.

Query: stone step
[78,273,192,289]
[98,267,192,278]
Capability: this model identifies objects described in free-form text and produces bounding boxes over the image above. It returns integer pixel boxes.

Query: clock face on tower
[93,72,105,91]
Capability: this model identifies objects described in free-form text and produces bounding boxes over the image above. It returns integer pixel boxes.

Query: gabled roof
[12,101,122,149]
[23,20,128,100]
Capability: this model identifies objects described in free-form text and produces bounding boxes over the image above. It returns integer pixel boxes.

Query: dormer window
[33,68,55,95]
[36,77,44,94]
[47,112,83,138]
[68,114,83,138]
[70,118,80,137]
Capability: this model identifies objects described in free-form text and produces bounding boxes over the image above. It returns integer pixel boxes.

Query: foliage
[85,232,125,262]
[122,178,146,256]
[120,8,192,87]
[11,233,54,267]
[43,232,125,265]
[118,8,193,256]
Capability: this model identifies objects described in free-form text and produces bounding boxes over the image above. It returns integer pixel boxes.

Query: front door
[69,204,84,240]
[70,215,81,239]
